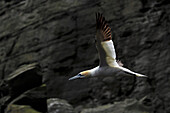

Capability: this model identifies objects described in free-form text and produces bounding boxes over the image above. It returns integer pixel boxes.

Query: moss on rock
[6,104,41,113]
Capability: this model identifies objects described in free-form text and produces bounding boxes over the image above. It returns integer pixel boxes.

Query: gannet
[69,13,147,80]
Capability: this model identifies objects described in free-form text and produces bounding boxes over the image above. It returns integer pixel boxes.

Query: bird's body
[87,66,122,77]
[69,13,147,81]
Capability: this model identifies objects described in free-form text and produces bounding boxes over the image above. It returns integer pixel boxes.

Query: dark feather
[96,12,112,41]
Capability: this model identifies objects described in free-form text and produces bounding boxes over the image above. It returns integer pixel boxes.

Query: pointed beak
[69,75,80,81]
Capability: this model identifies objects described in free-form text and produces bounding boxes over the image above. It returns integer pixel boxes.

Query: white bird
[69,13,147,80]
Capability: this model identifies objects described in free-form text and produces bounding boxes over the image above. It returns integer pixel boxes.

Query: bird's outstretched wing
[96,13,147,77]
[96,13,119,67]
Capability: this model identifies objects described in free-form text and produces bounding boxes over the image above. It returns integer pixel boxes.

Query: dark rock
[7,85,47,113]
[47,98,74,113]
[0,63,44,113]
[81,98,152,113]
[0,80,9,97]
[6,63,42,99]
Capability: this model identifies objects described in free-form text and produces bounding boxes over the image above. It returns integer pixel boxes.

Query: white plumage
[101,41,119,67]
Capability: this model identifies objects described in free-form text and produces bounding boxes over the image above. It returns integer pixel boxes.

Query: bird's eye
[78,74,83,76]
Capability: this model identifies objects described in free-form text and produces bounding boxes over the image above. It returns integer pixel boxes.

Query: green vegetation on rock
[6,104,41,113]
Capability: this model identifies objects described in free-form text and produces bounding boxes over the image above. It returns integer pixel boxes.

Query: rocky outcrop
[7,85,47,113]
[47,98,74,113]
[7,63,42,99]
[81,98,152,113]
[6,104,41,113]
[0,0,170,113]
[0,63,46,113]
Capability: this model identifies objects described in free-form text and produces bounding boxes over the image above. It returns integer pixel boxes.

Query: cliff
[0,0,170,113]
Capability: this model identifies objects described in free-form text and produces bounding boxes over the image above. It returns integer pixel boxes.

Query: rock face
[7,85,47,113]
[0,63,46,113]
[47,98,74,113]
[0,0,170,113]
[81,98,152,113]
[6,104,41,113]
[7,63,42,99]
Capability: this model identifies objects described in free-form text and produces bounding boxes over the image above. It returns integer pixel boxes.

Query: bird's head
[69,70,91,80]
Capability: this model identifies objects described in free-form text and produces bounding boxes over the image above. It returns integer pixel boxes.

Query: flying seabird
[69,13,147,80]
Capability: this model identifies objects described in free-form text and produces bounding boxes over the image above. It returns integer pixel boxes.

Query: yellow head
[80,70,91,77]
[69,70,91,80]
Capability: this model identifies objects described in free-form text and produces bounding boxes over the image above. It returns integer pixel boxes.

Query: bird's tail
[118,66,147,77]
[135,73,147,77]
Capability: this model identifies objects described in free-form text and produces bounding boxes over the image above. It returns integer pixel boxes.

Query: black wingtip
[95,12,112,41]
[96,12,104,29]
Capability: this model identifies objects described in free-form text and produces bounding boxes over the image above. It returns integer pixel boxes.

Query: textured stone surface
[0,0,170,113]
[47,98,74,113]
[81,98,152,113]
[7,63,42,98]
[8,85,47,113]
[6,104,41,113]
[0,63,45,113]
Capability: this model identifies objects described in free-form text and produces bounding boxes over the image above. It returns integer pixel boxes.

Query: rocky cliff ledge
[0,0,170,113]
